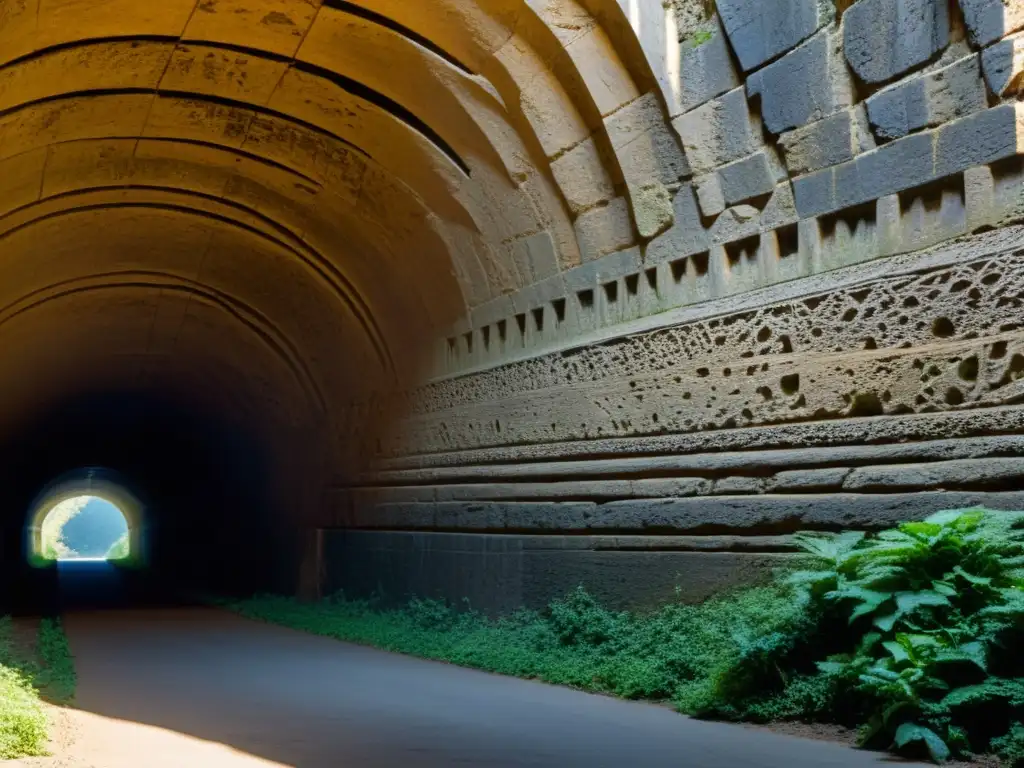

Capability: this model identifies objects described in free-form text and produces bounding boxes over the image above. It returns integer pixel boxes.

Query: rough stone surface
[865,55,987,140]
[695,174,726,217]
[573,197,635,261]
[747,26,853,135]
[770,468,851,492]
[716,0,834,72]
[794,105,1023,218]
[843,458,1024,491]
[843,0,950,84]
[982,32,1024,97]
[676,16,741,113]
[716,151,776,205]
[779,110,856,175]
[961,0,1024,47]
[672,88,762,174]
[550,137,616,214]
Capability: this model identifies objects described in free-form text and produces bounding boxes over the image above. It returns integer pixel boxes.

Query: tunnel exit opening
[37,495,130,562]
[26,469,146,570]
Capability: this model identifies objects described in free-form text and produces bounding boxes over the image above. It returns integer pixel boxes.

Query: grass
[0,615,76,759]
[223,584,804,708]
[224,508,1024,765]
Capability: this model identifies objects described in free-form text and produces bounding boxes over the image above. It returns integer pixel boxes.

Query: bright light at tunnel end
[25,469,146,569]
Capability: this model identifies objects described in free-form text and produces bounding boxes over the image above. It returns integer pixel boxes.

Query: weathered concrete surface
[27,608,913,768]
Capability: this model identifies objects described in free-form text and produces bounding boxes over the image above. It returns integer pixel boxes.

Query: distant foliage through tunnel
[40,496,129,561]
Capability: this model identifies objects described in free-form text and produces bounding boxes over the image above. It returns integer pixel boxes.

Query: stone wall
[325,0,1024,613]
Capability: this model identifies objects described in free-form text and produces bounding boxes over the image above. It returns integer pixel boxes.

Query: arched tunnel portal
[1,0,1023,614]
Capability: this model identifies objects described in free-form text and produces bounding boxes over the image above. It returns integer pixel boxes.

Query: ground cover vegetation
[227,507,1024,765]
[0,616,76,759]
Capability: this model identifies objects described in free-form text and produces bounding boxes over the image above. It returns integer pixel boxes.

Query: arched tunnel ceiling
[0,0,672,485]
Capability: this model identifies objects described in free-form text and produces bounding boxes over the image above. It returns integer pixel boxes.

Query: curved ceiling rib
[0,188,395,371]
[0,273,329,416]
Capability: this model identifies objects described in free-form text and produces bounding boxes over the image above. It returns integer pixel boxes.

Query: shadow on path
[33,606,926,768]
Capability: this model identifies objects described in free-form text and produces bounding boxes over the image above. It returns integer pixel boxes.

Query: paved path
[19,608,923,767]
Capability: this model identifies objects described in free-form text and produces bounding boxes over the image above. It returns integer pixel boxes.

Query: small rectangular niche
[602,280,618,304]
[644,267,658,292]
[552,297,566,324]
[577,288,594,309]
[514,313,527,339]
[531,306,545,332]
[724,235,760,269]
[776,223,799,260]
[463,331,474,355]
[481,325,491,350]
[496,319,507,343]
[624,273,639,297]
[898,173,965,215]
[821,200,876,241]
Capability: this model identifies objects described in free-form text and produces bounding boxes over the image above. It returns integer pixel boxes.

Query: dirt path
[8,608,926,767]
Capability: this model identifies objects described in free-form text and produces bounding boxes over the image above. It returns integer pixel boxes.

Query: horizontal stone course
[865,55,987,140]
[346,493,1024,534]
[746,26,853,135]
[793,104,1023,218]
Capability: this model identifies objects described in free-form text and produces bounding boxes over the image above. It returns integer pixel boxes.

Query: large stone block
[676,16,741,113]
[573,196,635,261]
[843,0,950,84]
[961,0,1024,47]
[933,103,1024,178]
[605,92,690,185]
[778,108,873,175]
[866,55,987,140]
[982,32,1024,97]
[671,88,761,174]
[645,183,712,264]
[746,27,853,135]
[715,0,834,72]
[549,137,615,215]
[716,151,776,205]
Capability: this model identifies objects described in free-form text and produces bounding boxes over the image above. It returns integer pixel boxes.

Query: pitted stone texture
[843,0,950,85]
[380,242,1024,455]
[982,32,1024,97]
[747,26,854,135]
[672,88,762,174]
[961,0,1024,47]
[865,55,987,140]
[715,0,834,73]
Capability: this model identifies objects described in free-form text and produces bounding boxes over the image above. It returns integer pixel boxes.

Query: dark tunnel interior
[0,389,308,615]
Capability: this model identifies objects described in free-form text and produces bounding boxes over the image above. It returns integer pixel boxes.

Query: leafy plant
[719,508,1024,763]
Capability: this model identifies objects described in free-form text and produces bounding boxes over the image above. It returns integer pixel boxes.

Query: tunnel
[0,0,1022,617]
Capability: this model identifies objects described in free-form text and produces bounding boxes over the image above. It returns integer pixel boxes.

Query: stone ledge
[341,492,1024,534]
